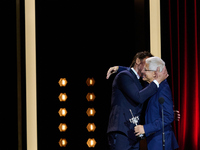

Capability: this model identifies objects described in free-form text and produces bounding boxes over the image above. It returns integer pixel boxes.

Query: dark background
[35,0,150,149]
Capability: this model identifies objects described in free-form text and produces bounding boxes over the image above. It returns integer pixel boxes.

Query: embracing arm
[106,66,128,79]
[118,66,128,72]
[117,73,158,104]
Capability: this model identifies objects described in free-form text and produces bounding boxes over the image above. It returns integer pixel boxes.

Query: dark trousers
[108,132,140,150]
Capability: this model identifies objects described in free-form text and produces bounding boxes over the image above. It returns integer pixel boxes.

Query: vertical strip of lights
[86,78,97,148]
[58,78,68,147]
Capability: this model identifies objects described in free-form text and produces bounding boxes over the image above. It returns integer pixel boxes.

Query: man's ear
[136,58,141,65]
[153,71,157,78]
[156,67,160,72]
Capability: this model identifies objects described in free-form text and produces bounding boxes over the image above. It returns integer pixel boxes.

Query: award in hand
[129,109,144,138]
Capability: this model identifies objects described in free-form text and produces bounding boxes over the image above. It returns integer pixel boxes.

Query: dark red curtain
[162,0,200,149]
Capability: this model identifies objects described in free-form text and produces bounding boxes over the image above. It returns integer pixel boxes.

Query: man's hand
[106,66,119,79]
[134,125,145,136]
[174,110,180,121]
[155,66,169,84]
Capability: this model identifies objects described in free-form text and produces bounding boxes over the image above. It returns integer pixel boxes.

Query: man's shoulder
[160,80,170,90]
[158,80,173,98]
[114,70,134,81]
[113,69,135,83]
[117,68,133,77]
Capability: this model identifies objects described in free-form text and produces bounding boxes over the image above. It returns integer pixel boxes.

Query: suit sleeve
[117,66,129,73]
[143,85,174,137]
[117,73,158,104]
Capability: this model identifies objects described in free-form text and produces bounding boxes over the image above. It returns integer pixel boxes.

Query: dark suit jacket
[107,68,158,141]
[143,80,179,150]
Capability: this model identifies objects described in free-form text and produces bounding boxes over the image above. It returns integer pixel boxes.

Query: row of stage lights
[57,77,97,148]
[58,78,68,147]
[86,77,97,148]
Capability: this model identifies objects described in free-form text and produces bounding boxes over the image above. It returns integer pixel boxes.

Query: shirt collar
[131,68,140,79]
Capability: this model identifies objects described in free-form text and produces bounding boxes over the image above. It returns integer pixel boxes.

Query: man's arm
[106,66,128,79]
[117,73,158,104]
[107,66,169,84]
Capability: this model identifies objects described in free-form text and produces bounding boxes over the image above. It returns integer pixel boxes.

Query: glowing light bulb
[86,77,95,86]
[58,123,67,132]
[86,108,96,117]
[86,123,96,132]
[58,108,67,117]
[58,78,68,87]
[87,138,96,148]
[58,93,68,102]
[86,93,95,102]
[58,138,67,147]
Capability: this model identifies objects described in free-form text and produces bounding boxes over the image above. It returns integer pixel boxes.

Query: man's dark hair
[130,51,153,67]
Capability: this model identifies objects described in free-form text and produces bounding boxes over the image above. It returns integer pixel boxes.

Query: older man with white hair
[134,57,179,150]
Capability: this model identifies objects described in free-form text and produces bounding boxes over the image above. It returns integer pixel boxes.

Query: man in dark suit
[134,57,179,150]
[107,52,168,150]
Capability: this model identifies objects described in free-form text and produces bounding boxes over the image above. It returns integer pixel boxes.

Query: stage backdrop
[161,0,200,149]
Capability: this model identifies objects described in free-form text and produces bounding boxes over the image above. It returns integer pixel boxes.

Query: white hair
[145,57,165,72]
